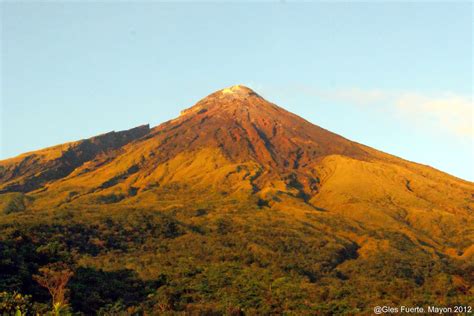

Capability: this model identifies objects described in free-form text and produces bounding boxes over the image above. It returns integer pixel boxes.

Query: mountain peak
[220,84,254,95]
[179,85,263,117]
[216,84,262,101]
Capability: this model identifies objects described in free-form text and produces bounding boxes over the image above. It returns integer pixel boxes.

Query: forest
[1,197,472,315]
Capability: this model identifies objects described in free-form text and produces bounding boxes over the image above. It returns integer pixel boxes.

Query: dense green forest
[1,198,472,315]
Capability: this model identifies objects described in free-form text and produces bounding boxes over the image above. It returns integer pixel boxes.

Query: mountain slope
[0,124,150,193]
[2,85,471,253]
[0,85,473,314]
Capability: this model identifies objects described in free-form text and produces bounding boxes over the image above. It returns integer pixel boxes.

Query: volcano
[0,86,473,314]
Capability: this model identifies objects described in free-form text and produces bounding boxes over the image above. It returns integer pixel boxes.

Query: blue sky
[1,2,472,180]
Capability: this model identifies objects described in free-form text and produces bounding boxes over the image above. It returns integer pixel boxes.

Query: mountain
[1,85,473,314]
[0,125,150,193]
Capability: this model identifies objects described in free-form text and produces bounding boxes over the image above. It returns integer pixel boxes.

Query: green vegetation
[0,193,27,215]
[0,200,472,315]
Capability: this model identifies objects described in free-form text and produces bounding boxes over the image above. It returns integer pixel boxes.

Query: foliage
[68,267,162,315]
[0,292,33,315]
[0,193,26,215]
[0,203,472,315]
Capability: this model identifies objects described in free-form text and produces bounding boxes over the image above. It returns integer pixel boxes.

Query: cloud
[394,92,472,138]
[319,88,388,106]
[306,87,473,139]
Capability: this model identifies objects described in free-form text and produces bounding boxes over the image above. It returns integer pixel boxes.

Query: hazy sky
[1,2,473,180]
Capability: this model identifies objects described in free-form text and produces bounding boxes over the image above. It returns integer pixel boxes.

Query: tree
[33,263,73,315]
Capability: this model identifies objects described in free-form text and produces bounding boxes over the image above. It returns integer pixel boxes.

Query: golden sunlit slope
[1,85,473,314]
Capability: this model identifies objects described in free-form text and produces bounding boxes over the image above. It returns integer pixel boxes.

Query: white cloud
[306,87,473,139]
[394,92,472,138]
